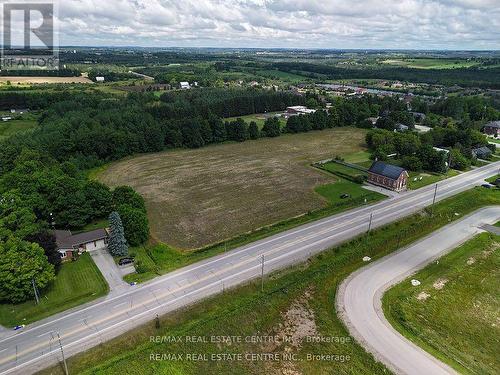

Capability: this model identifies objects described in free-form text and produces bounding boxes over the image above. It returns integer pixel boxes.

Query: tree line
[270,62,500,89]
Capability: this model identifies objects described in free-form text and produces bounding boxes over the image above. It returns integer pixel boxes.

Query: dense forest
[269,62,500,89]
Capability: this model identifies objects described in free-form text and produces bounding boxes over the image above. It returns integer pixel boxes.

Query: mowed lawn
[98,128,368,250]
[225,112,286,129]
[0,113,39,139]
[0,253,108,327]
[384,233,500,374]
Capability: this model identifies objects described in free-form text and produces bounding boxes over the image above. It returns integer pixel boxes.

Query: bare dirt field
[98,128,367,250]
[0,76,93,84]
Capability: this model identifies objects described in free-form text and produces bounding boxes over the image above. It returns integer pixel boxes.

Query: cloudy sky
[5,0,500,49]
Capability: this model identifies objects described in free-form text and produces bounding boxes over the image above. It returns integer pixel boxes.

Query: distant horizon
[5,45,500,53]
[2,0,499,51]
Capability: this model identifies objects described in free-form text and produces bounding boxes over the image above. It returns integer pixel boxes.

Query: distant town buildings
[95,76,105,82]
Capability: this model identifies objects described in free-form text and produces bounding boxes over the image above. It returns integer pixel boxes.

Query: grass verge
[124,179,386,284]
[408,169,460,190]
[0,253,109,327]
[383,232,499,374]
[40,188,500,375]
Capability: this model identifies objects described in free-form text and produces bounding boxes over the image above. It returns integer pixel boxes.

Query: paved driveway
[89,248,130,294]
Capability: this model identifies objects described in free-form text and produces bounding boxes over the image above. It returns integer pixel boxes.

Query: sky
[3,0,500,49]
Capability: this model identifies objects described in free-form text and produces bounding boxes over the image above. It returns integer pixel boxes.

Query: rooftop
[485,121,500,128]
[55,228,108,249]
[368,161,407,180]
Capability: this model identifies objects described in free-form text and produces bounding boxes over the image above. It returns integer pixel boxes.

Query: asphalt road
[0,161,499,375]
[337,207,500,375]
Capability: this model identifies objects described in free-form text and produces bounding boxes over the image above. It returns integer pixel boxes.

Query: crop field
[98,128,367,250]
[380,58,479,69]
[0,76,92,85]
[384,232,500,374]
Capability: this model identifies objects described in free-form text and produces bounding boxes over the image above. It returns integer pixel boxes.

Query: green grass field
[320,161,368,180]
[383,232,500,374]
[315,180,383,204]
[0,113,39,139]
[486,174,499,183]
[342,151,371,164]
[408,170,460,190]
[224,112,286,129]
[381,58,480,69]
[0,253,108,327]
[40,188,500,375]
[255,69,311,83]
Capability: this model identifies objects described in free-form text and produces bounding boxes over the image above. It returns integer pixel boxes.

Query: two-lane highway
[0,161,499,374]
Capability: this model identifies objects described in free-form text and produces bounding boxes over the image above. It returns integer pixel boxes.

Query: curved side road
[336,207,500,375]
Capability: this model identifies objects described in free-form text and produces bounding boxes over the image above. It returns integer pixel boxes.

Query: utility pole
[431,184,438,217]
[32,278,40,304]
[367,213,373,233]
[261,255,265,293]
[57,332,69,375]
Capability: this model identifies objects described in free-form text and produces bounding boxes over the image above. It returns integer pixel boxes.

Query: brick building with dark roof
[367,161,409,192]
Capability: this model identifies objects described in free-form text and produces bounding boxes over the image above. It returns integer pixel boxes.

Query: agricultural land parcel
[98,128,369,250]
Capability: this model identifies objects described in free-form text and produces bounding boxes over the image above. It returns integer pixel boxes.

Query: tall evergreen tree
[248,121,260,140]
[108,211,128,257]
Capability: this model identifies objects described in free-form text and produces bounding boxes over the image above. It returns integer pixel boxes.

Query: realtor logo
[1,2,59,70]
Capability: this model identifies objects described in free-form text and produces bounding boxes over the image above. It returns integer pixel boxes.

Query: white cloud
[14,0,500,48]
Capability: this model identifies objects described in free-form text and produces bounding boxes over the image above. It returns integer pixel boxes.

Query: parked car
[13,324,25,331]
[118,257,134,266]
[481,183,493,189]
[340,193,350,199]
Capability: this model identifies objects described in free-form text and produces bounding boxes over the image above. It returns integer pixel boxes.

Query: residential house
[410,112,427,122]
[180,81,191,89]
[367,161,409,192]
[471,146,492,160]
[483,121,500,137]
[55,229,109,261]
[95,76,105,82]
[395,123,409,132]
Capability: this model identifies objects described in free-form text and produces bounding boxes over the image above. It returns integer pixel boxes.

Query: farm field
[0,253,108,327]
[39,188,500,375]
[380,58,480,69]
[97,128,368,250]
[225,111,286,129]
[0,76,93,85]
[383,232,500,374]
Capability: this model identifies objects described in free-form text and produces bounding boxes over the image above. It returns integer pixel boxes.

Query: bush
[118,204,149,246]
